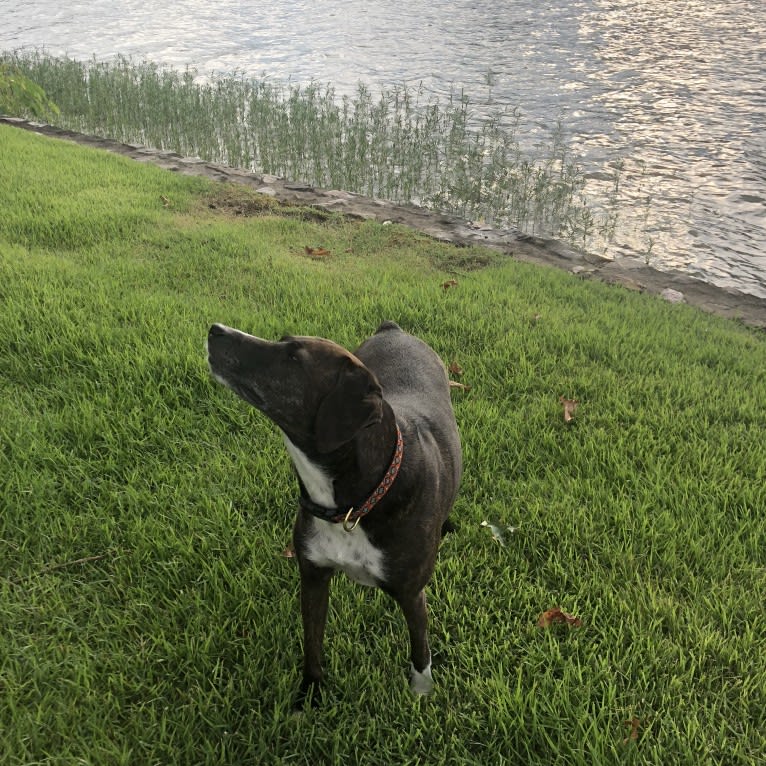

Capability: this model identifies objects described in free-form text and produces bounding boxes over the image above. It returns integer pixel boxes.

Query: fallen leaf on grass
[304,246,331,258]
[281,542,295,558]
[442,279,458,290]
[559,396,579,423]
[623,717,641,744]
[480,521,518,546]
[480,520,507,546]
[448,361,464,377]
[536,607,583,628]
[449,381,471,392]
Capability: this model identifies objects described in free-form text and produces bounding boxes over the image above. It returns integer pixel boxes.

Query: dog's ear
[315,360,383,453]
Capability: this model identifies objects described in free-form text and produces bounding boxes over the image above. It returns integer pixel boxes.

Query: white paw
[410,662,434,695]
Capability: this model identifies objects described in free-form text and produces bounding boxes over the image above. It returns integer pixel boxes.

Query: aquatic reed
[3,50,602,244]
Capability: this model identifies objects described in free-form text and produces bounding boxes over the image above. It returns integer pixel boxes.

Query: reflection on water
[579,0,766,297]
[1,0,764,296]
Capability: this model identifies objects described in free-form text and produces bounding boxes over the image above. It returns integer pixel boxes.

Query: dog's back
[355,321,450,403]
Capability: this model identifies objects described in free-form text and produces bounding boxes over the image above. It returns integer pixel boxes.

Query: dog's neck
[282,404,398,511]
[282,435,337,507]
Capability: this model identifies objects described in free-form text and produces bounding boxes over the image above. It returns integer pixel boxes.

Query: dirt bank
[4,116,764,330]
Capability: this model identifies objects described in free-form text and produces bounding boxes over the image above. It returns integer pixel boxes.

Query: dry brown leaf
[281,542,295,558]
[449,381,472,392]
[623,717,641,744]
[536,607,583,628]
[448,361,464,377]
[559,396,579,423]
[304,246,331,258]
[442,279,458,290]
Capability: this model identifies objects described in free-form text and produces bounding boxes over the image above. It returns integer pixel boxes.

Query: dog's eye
[286,341,301,362]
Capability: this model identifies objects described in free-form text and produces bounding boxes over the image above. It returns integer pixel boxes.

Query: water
[2,0,764,298]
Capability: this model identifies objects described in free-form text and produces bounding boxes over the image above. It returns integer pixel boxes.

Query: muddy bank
[4,116,765,330]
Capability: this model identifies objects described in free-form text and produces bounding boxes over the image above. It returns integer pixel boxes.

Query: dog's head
[207,324,383,453]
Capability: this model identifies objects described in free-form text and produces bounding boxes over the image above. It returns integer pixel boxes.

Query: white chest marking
[304,517,386,587]
[281,433,385,586]
[281,433,336,508]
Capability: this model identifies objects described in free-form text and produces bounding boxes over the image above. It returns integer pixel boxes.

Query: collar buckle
[342,507,360,532]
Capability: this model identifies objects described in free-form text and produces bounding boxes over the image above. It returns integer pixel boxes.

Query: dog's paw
[409,662,434,695]
[294,678,323,711]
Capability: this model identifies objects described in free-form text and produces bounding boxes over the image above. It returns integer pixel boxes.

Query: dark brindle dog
[207,320,461,706]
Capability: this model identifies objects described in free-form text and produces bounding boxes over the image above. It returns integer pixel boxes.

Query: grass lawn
[1,124,765,765]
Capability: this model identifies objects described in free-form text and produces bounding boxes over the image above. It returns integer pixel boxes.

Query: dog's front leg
[295,557,333,709]
[395,589,434,695]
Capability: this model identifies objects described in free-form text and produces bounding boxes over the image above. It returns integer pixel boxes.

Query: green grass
[1,124,765,765]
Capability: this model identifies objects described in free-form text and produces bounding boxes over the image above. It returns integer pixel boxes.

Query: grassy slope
[1,124,765,765]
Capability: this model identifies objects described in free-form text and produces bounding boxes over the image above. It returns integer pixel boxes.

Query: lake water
[1,0,764,298]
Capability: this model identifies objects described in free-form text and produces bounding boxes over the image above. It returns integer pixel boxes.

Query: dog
[206,320,462,706]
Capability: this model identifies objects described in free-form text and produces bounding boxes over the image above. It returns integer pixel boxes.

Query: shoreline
[4,116,765,330]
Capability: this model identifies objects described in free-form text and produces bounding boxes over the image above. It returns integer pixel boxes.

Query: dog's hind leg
[394,589,434,695]
[295,560,333,709]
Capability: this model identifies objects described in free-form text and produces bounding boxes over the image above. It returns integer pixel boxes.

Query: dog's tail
[441,519,455,537]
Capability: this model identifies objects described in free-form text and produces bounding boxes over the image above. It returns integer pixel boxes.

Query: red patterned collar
[298,425,404,531]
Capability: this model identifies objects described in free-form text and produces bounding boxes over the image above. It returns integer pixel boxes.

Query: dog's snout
[208,323,229,339]
[207,324,236,385]
[207,324,234,371]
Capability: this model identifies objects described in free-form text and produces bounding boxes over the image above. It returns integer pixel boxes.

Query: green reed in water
[3,51,609,243]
